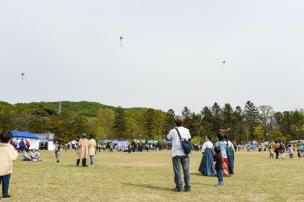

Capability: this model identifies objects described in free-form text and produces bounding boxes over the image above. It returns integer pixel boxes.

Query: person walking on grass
[54,141,60,163]
[224,134,235,175]
[167,115,191,192]
[274,141,280,159]
[0,131,18,199]
[216,131,230,177]
[297,141,302,158]
[198,135,216,176]
[287,144,294,159]
[268,143,274,158]
[279,141,285,159]
[214,146,223,187]
[78,133,89,167]
[89,134,96,168]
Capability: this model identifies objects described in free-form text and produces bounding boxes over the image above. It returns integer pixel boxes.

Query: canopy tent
[12,130,39,140]
[116,140,129,151]
[12,130,55,151]
[33,133,55,150]
[99,140,109,145]
[12,130,40,150]
[139,139,159,144]
[147,140,158,144]
[163,140,172,145]
[68,140,78,145]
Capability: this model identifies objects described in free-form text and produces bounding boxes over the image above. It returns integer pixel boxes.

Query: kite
[120,36,124,48]
[21,73,25,80]
[220,60,226,68]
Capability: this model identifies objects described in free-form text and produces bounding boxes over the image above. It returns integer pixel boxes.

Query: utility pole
[58,102,62,114]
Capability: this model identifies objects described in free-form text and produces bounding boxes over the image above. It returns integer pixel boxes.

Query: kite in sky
[21,73,25,80]
[120,36,124,48]
[220,60,226,68]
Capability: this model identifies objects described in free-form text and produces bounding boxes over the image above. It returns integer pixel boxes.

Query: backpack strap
[175,128,182,142]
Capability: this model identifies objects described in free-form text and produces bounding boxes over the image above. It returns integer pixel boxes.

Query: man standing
[19,139,25,153]
[88,134,96,168]
[167,115,191,192]
[54,141,60,163]
[78,133,89,167]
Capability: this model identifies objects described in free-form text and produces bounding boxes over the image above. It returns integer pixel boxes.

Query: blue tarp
[12,130,40,140]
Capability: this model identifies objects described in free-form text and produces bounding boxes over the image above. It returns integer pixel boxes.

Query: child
[297,141,302,158]
[268,143,274,158]
[54,141,60,163]
[287,144,293,159]
[0,131,18,199]
[213,147,223,187]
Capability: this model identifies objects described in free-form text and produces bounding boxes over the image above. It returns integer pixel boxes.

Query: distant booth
[12,130,40,150]
[12,130,55,151]
[116,140,129,151]
[34,133,55,151]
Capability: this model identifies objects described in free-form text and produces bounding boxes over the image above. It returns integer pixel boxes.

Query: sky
[1,0,304,113]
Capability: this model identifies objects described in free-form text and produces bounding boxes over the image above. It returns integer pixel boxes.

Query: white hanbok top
[227,140,235,151]
[201,140,213,153]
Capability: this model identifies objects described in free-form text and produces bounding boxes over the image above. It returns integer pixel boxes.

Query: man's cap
[174,115,184,125]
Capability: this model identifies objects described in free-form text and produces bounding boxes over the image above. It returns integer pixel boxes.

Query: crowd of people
[167,116,235,191]
[22,149,43,161]
[4,114,304,198]
[267,140,304,159]
[10,138,31,153]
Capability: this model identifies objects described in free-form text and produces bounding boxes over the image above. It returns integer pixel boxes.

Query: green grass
[5,151,304,202]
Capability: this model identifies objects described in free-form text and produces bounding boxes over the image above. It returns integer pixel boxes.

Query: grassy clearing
[4,151,304,202]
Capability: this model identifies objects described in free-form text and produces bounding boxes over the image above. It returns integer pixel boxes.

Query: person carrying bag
[167,115,192,192]
[175,128,192,155]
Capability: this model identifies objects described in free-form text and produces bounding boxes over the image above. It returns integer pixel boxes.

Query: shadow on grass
[191,173,203,176]
[122,182,172,192]
[191,172,216,177]
[60,164,90,168]
[191,181,215,187]
[59,164,77,167]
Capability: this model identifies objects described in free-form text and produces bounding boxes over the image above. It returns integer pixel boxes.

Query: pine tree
[244,101,259,140]
[113,106,127,139]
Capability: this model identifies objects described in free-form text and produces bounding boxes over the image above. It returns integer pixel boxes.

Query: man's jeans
[0,174,11,197]
[172,156,190,191]
[90,155,95,166]
[216,169,223,185]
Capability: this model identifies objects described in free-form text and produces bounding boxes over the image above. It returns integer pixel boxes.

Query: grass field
[4,150,304,202]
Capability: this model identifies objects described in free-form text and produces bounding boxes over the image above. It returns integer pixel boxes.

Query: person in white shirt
[0,131,18,199]
[167,115,191,192]
[199,135,216,176]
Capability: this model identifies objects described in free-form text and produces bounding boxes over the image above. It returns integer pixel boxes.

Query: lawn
[5,150,304,202]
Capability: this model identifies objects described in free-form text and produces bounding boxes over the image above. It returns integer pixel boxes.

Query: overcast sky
[1,0,304,113]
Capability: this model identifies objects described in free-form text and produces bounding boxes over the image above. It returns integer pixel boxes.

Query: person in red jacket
[274,141,280,159]
[25,139,30,152]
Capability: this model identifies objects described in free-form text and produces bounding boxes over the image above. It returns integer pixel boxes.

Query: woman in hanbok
[224,135,235,175]
[199,136,216,176]
[216,131,231,177]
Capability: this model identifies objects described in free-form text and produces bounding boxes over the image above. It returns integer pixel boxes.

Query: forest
[0,101,303,144]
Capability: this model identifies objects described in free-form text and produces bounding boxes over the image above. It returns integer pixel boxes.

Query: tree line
[0,101,303,143]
